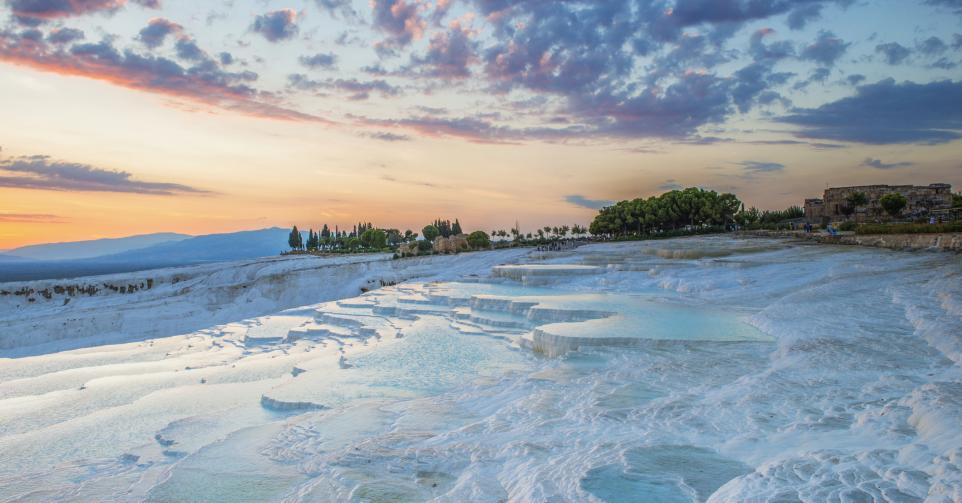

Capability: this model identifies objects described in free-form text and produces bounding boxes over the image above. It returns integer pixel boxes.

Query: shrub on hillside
[416,240,433,253]
[467,231,491,250]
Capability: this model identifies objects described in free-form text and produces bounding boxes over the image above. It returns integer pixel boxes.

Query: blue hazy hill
[7,233,191,261]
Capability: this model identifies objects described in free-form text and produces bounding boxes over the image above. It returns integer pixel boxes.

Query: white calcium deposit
[0,236,959,502]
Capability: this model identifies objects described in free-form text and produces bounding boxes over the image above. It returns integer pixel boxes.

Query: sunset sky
[1,0,961,248]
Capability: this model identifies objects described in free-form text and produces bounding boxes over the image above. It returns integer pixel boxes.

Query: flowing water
[1,237,960,502]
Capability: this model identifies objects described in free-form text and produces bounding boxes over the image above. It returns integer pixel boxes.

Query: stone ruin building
[804,183,953,223]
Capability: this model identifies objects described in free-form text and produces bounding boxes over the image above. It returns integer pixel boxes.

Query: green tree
[452,219,463,235]
[384,229,403,247]
[422,224,440,242]
[590,187,742,236]
[952,192,962,208]
[288,225,303,251]
[360,229,387,249]
[466,231,491,249]
[879,193,908,218]
[846,191,868,212]
[434,219,453,238]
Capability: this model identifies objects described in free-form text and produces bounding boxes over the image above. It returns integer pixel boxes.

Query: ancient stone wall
[432,235,470,254]
[805,183,952,222]
[396,242,420,257]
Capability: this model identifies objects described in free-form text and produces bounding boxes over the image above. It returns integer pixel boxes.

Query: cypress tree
[288,225,300,251]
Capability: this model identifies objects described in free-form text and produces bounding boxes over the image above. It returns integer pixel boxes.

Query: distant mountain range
[0,227,297,282]
[6,232,191,261]
[92,227,292,264]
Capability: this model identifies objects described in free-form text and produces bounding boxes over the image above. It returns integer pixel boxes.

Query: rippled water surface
[1,237,960,502]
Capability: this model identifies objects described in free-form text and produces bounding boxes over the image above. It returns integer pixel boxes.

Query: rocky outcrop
[433,235,470,254]
[827,232,962,252]
[396,242,420,257]
[739,230,962,252]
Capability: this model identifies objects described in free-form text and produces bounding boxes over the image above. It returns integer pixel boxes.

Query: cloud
[408,20,477,78]
[365,131,411,141]
[313,0,357,19]
[379,174,447,189]
[744,139,845,149]
[47,27,84,44]
[657,179,684,190]
[862,157,915,169]
[876,42,911,65]
[9,0,158,24]
[251,9,299,42]
[0,155,208,195]
[299,52,337,69]
[174,37,206,61]
[793,66,831,90]
[565,195,613,210]
[779,78,962,144]
[429,1,851,142]
[371,0,425,50]
[919,36,948,56]
[925,0,962,13]
[748,29,795,62]
[738,160,785,174]
[665,0,842,27]
[9,0,122,22]
[800,30,850,66]
[846,74,866,86]
[6,0,945,148]
[676,136,733,145]
[137,18,182,48]
[354,113,590,143]
[288,74,400,100]
[787,4,823,29]
[0,31,323,122]
[0,212,66,223]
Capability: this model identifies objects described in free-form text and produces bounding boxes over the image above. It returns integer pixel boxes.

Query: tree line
[286,215,595,255]
[288,217,480,254]
[288,222,420,253]
[589,187,742,237]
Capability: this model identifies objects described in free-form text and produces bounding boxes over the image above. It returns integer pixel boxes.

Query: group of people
[536,240,581,252]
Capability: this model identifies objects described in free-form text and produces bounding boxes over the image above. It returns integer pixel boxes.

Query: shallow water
[1,236,960,502]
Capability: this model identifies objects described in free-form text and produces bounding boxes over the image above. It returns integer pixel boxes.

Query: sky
[0,0,960,248]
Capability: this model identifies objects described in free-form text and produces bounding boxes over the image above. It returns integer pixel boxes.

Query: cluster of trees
[840,191,908,220]
[421,218,464,242]
[484,225,589,242]
[589,188,741,237]
[288,222,420,253]
[423,219,462,239]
